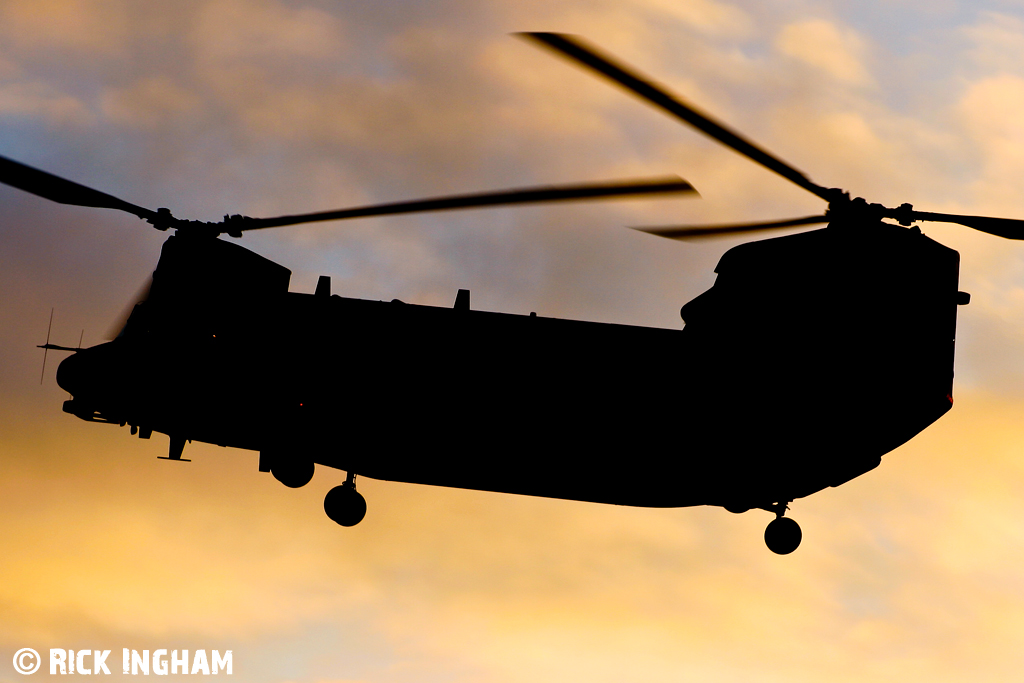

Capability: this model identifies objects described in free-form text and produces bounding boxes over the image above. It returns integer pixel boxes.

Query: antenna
[39,308,53,385]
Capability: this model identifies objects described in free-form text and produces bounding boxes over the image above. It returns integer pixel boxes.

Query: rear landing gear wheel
[324,474,366,527]
[764,516,802,555]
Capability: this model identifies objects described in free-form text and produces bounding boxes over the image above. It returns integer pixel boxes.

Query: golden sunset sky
[4,0,1024,681]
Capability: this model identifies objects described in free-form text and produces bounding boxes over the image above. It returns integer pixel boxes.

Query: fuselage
[57,220,963,512]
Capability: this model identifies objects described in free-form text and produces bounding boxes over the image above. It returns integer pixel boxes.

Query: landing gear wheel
[324,481,366,527]
[764,517,802,555]
[271,458,315,489]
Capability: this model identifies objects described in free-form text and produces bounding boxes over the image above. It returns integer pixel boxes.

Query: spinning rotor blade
[635,214,829,240]
[0,154,158,220]
[519,33,835,203]
[236,176,698,231]
[902,210,1024,240]
[517,33,1024,243]
[105,275,153,339]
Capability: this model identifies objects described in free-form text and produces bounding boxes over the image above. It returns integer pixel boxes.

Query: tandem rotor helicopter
[16,33,1022,554]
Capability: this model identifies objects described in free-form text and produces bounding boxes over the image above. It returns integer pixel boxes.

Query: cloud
[101,77,203,128]
[775,19,874,87]
[0,81,92,123]
[633,0,753,38]
[957,74,1024,213]
[964,11,1024,74]
[6,2,1024,682]
[191,0,349,71]
[0,427,374,639]
[5,392,1024,682]
[0,0,131,56]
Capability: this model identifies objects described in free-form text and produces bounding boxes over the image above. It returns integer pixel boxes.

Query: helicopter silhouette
[18,33,1017,554]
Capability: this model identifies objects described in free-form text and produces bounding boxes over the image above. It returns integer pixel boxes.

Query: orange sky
[4,1,1024,681]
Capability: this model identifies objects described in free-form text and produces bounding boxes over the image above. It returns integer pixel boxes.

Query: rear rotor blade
[0,154,158,220]
[904,210,1024,240]
[519,33,835,203]
[237,176,698,231]
[634,215,829,240]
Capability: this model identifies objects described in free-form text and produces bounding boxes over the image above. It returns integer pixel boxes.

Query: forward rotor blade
[238,176,698,231]
[906,210,1024,240]
[519,33,835,203]
[0,154,157,220]
[634,214,829,240]
[105,275,153,339]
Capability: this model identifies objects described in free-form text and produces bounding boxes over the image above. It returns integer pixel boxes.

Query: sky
[4,0,1024,681]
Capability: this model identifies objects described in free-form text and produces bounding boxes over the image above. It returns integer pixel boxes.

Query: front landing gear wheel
[324,478,366,527]
[764,517,802,555]
[271,458,315,489]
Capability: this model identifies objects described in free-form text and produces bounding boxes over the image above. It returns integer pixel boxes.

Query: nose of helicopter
[55,344,133,425]
[56,351,88,396]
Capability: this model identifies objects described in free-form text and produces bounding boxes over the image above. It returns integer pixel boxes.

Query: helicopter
[17,33,1023,555]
